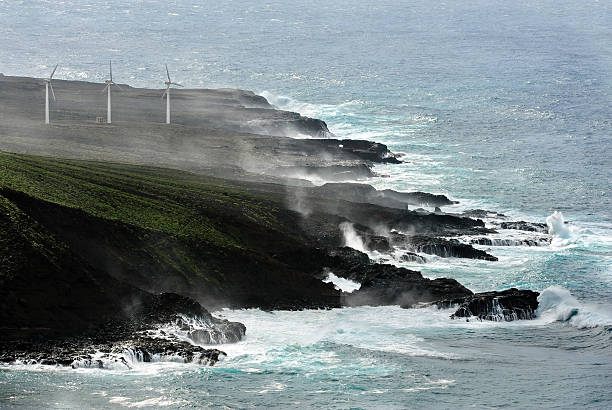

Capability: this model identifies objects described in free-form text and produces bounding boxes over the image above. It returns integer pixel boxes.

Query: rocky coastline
[0,75,547,368]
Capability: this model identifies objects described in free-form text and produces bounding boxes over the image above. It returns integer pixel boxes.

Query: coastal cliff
[0,77,543,367]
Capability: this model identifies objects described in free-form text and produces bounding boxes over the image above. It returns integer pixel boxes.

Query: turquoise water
[1,0,611,408]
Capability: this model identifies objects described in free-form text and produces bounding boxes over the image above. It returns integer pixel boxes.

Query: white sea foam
[322,272,361,293]
[259,91,364,123]
[108,395,188,408]
[211,304,563,373]
[536,286,612,329]
[545,211,595,248]
[546,211,571,239]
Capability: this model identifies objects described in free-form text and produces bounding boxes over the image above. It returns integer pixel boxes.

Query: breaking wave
[536,286,612,329]
[545,211,592,247]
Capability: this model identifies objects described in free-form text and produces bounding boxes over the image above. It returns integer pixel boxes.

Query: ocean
[1,0,611,408]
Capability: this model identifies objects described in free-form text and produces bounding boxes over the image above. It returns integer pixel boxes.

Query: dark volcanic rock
[337,263,472,307]
[403,235,498,261]
[462,209,506,219]
[311,139,401,164]
[500,221,548,233]
[320,247,471,306]
[361,233,392,253]
[0,333,227,369]
[279,112,331,138]
[470,237,551,247]
[0,187,246,367]
[0,292,244,368]
[380,190,456,207]
[400,252,427,264]
[241,109,333,138]
[393,212,491,237]
[433,288,540,321]
[302,201,494,245]
[134,293,247,344]
[315,183,456,209]
[188,322,245,345]
[326,247,371,269]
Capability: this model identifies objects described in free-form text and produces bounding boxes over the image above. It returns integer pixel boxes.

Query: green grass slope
[0,152,340,313]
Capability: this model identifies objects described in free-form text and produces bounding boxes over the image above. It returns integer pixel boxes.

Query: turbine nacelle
[103,61,124,92]
[44,78,57,101]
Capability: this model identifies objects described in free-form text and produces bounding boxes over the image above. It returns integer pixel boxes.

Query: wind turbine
[102,60,122,123]
[44,64,58,124]
[162,64,183,124]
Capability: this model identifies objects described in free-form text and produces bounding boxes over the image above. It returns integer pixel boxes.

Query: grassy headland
[0,76,506,344]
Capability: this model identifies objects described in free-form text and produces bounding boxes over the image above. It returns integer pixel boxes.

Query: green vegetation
[0,152,283,250]
[0,151,341,315]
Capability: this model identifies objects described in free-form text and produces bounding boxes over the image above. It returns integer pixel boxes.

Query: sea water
[1,0,611,408]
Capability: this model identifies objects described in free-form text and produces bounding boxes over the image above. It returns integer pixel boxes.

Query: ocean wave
[259,90,365,120]
[536,286,612,329]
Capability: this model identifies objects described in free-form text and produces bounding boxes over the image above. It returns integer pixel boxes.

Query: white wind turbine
[44,64,58,124]
[162,64,183,124]
[102,60,122,123]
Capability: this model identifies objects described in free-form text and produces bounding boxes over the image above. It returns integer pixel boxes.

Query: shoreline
[1,76,547,368]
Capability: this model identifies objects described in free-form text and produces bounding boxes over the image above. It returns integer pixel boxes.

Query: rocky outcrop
[315,183,456,209]
[187,324,244,345]
[325,247,371,270]
[318,247,471,306]
[380,190,456,207]
[461,209,506,219]
[239,108,332,138]
[470,237,550,247]
[327,259,472,306]
[400,252,427,264]
[134,293,247,344]
[433,288,540,321]
[279,112,332,138]
[310,139,401,164]
[0,292,244,368]
[500,221,548,233]
[345,266,472,307]
[359,232,392,253]
[1,336,227,369]
[400,235,498,261]
[392,213,492,237]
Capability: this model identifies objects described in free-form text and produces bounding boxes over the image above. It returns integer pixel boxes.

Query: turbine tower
[44,64,58,124]
[102,61,122,124]
[162,64,183,124]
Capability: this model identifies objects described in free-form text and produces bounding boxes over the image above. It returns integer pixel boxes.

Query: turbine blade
[109,60,113,81]
[162,90,167,102]
[165,64,171,82]
[49,83,56,101]
[50,64,58,80]
[113,83,124,91]
[101,84,109,94]
[172,82,184,87]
